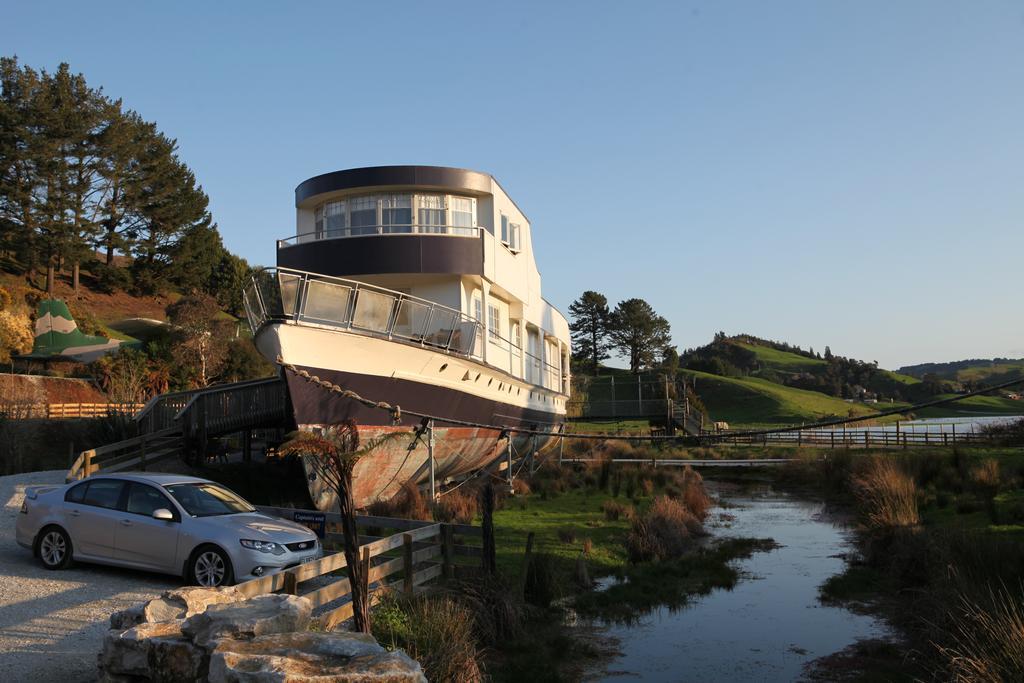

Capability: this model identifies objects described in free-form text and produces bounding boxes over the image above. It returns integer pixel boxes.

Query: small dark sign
[293,511,326,539]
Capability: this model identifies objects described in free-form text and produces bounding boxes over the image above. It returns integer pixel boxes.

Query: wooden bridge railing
[175,377,287,442]
[65,428,184,482]
[241,506,482,629]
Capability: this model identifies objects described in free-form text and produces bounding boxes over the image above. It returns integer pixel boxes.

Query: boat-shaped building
[243,166,571,507]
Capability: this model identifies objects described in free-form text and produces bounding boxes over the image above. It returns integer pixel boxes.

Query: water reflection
[597,481,890,682]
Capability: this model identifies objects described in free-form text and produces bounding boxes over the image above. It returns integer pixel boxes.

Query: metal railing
[278,225,481,248]
[244,267,568,394]
[245,267,485,361]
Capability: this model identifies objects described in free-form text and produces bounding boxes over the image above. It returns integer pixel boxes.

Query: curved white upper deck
[273,165,570,396]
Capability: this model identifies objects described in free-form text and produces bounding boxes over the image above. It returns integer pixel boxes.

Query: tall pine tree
[568,290,611,375]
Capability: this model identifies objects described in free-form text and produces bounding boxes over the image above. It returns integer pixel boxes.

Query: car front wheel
[189,546,234,587]
[38,526,73,570]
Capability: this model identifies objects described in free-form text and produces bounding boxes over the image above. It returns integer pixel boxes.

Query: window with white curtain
[349,195,378,235]
[324,201,346,238]
[418,194,446,233]
[488,304,500,340]
[451,196,476,236]
[380,194,412,233]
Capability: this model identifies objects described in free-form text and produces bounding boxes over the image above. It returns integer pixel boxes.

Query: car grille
[285,540,316,552]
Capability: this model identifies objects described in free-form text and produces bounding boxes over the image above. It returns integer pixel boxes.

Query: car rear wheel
[38,526,73,570]
[189,546,234,587]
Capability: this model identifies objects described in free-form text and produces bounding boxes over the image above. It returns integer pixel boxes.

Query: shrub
[366,481,432,521]
[433,490,478,524]
[582,538,593,556]
[372,591,483,682]
[640,478,654,496]
[625,495,701,563]
[524,551,559,607]
[445,575,527,646]
[972,459,1002,492]
[852,458,920,529]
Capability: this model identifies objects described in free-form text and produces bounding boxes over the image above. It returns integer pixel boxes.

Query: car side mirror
[152,508,174,521]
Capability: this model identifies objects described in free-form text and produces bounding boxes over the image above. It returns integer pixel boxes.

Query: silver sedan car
[16,473,321,586]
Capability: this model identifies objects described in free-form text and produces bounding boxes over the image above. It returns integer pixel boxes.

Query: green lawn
[915,394,1024,418]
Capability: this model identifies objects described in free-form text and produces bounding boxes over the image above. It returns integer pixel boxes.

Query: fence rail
[241,506,483,629]
[66,428,183,482]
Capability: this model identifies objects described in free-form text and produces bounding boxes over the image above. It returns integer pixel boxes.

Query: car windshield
[164,482,255,517]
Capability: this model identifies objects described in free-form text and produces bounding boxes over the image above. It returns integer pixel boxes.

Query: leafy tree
[279,423,405,634]
[607,298,672,374]
[91,347,151,404]
[167,294,229,387]
[568,291,611,375]
[220,336,275,382]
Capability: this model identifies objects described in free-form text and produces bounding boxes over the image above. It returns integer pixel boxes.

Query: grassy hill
[733,342,826,374]
[914,394,1024,418]
[898,358,1024,384]
[682,369,880,426]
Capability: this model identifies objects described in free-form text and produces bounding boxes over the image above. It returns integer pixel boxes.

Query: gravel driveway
[0,471,180,682]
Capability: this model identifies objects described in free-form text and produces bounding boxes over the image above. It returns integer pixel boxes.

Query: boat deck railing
[244,267,566,393]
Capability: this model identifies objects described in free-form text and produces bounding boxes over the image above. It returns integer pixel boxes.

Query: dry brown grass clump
[971,459,1002,491]
[935,584,1024,683]
[640,478,655,496]
[512,478,532,496]
[680,466,712,520]
[625,495,702,563]
[366,481,432,521]
[432,490,478,524]
[602,499,628,521]
[852,457,920,529]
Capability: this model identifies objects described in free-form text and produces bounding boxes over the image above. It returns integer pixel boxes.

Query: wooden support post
[506,433,513,491]
[952,423,956,444]
[558,432,565,466]
[943,432,948,446]
[831,431,835,449]
[283,570,297,595]
[865,431,869,448]
[84,450,94,477]
[441,524,454,580]
[403,533,414,594]
[67,441,74,470]
[242,429,252,463]
[519,531,535,600]
[139,434,147,471]
[427,421,436,501]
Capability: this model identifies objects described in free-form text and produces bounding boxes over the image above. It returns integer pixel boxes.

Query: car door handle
[120,519,133,526]
[69,510,80,517]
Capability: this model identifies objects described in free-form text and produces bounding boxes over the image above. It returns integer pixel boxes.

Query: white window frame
[487,304,500,341]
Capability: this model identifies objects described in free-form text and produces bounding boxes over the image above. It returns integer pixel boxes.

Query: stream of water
[597,480,891,682]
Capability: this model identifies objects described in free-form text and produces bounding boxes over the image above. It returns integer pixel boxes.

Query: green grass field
[914,394,1024,418]
[734,342,826,374]
[683,369,879,425]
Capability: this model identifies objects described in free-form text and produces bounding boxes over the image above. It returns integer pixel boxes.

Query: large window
[418,194,446,233]
[381,194,412,233]
[349,195,378,235]
[324,201,346,238]
[450,197,476,236]
[310,193,477,238]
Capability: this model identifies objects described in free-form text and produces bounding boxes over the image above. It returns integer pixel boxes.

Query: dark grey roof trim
[295,165,493,205]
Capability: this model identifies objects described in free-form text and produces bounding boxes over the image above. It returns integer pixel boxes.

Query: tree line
[0,56,249,312]
[568,291,674,375]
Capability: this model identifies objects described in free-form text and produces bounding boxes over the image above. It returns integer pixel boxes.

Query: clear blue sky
[5,1,1022,369]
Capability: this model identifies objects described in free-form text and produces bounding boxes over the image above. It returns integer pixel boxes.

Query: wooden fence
[3,402,145,419]
[239,506,482,629]
[712,427,991,448]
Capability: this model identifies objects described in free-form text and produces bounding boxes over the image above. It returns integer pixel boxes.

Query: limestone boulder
[139,585,242,625]
[208,631,426,683]
[148,635,208,683]
[109,605,145,631]
[182,594,312,649]
[97,620,185,678]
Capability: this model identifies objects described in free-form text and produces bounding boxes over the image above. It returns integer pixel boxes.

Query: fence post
[427,420,436,501]
[139,434,147,471]
[506,433,514,491]
[441,524,454,580]
[519,531,535,601]
[283,570,297,595]
[84,450,94,477]
[831,431,835,449]
[865,431,869,449]
[481,483,496,575]
[403,533,414,594]
[952,423,956,444]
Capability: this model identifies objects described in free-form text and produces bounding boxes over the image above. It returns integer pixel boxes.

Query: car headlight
[240,539,285,555]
